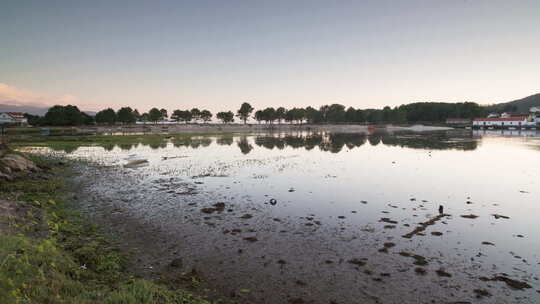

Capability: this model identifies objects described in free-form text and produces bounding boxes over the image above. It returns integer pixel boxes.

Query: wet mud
[20,132,540,303]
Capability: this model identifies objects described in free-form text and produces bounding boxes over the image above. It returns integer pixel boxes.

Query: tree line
[23,101,486,126]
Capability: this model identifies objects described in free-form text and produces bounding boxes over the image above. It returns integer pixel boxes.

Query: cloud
[0,83,86,108]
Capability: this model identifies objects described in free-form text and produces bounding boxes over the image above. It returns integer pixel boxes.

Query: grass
[0,158,213,304]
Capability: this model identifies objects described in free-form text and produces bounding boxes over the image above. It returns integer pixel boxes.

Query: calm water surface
[22,130,540,303]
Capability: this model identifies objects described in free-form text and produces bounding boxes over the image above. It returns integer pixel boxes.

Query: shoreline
[6,123,453,136]
[0,155,214,304]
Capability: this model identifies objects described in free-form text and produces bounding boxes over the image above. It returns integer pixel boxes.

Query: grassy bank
[0,156,212,304]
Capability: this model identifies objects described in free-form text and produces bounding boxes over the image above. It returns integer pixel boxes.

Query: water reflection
[36,131,484,154]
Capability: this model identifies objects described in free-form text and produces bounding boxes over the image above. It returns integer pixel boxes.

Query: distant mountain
[0,103,50,115]
[488,93,540,113]
[0,103,96,116]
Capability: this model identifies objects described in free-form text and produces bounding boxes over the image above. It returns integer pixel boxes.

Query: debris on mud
[479,275,532,289]
[169,258,184,268]
[398,252,428,266]
[402,214,447,239]
[414,267,427,275]
[240,214,253,219]
[379,218,398,224]
[492,214,510,220]
[200,202,226,214]
[435,268,452,277]
[347,258,367,267]
[473,289,491,298]
[481,241,495,246]
[460,214,479,219]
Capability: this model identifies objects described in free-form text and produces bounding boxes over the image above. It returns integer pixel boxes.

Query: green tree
[262,107,276,124]
[171,110,183,123]
[160,108,168,120]
[216,111,234,123]
[190,108,201,123]
[117,107,136,124]
[345,107,357,122]
[95,108,117,125]
[276,107,286,124]
[43,105,86,126]
[133,109,141,121]
[140,112,149,122]
[148,108,162,123]
[200,110,212,123]
[254,110,264,124]
[305,106,319,124]
[237,102,254,124]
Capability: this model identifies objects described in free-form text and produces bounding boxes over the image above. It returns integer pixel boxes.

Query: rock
[0,172,13,181]
[1,154,38,172]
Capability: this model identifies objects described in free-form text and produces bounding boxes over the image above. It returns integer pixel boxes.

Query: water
[20,130,540,303]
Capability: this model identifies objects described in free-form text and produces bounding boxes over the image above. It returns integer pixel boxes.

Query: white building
[472,117,536,128]
[0,112,28,125]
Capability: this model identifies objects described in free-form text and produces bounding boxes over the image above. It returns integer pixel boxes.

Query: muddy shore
[70,160,539,304]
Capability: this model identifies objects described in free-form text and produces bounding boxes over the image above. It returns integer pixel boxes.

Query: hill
[0,103,96,116]
[488,93,540,113]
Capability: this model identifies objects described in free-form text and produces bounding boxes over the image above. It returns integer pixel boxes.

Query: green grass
[0,159,212,304]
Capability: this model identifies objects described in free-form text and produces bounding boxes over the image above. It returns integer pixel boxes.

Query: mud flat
[21,132,540,304]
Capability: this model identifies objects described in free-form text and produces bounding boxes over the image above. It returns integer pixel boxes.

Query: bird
[438,205,444,215]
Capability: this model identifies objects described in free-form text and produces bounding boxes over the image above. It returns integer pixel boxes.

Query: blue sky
[1,0,539,112]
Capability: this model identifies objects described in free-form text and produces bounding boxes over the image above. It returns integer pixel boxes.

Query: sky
[1,0,539,113]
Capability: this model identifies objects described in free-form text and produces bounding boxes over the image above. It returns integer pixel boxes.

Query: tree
[82,112,95,125]
[171,110,183,123]
[276,107,286,124]
[200,110,212,123]
[216,111,234,123]
[117,107,136,124]
[43,105,86,126]
[326,104,346,123]
[160,108,168,120]
[133,109,141,121]
[237,102,254,124]
[24,113,43,126]
[95,108,117,125]
[345,107,357,122]
[190,108,201,123]
[140,112,149,122]
[262,107,276,124]
[180,110,193,123]
[254,110,264,124]
[148,108,162,123]
[305,106,319,124]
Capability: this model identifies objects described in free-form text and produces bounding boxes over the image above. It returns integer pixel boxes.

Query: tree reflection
[237,136,253,154]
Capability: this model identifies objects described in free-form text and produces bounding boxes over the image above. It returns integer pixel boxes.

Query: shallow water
[21,130,540,303]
